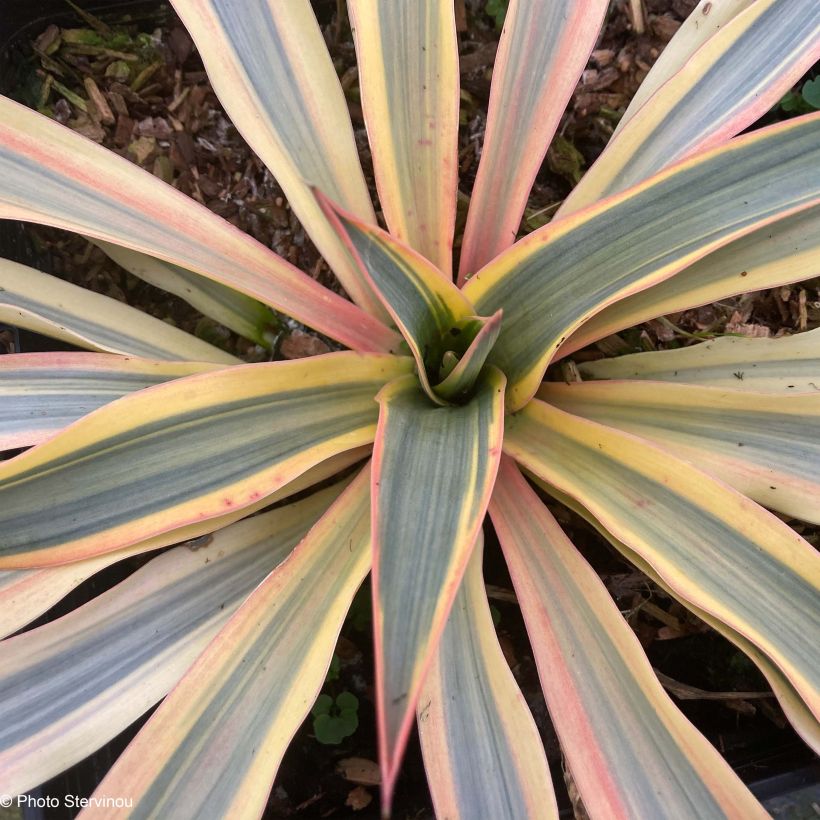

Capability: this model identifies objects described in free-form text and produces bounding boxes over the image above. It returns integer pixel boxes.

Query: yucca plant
[0,0,819,816]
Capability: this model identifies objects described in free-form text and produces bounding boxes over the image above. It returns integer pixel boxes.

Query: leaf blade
[0,353,219,451]
[559,206,820,357]
[458,0,609,278]
[0,447,370,638]
[0,96,397,352]
[92,241,277,348]
[349,0,459,274]
[578,329,820,391]
[0,487,339,796]
[168,0,387,319]
[464,113,820,409]
[0,353,409,568]
[372,368,505,807]
[83,467,372,819]
[559,0,820,215]
[417,535,557,820]
[0,259,237,364]
[504,400,820,723]
[540,380,820,523]
[489,458,767,819]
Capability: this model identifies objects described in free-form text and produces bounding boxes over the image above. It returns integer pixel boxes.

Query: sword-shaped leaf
[559,206,820,357]
[0,353,409,568]
[458,0,609,279]
[372,368,505,810]
[93,241,278,348]
[0,259,236,364]
[320,196,476,402]
[0,96,397,352]
[489,459,767,819]
[0,448,370,638]
[0,353,219,451]
[463,113,820,409]
[168,0,387,319]
[417,535,557,820]
[526,473,820,754]
[504,400,820,724]
[541,380,820,523]
[0,486,341,796]
[560,0,820,215]
[616,0,756,132]
[579,329,820,391]
[349,0,459,275]
[84,466,371,819]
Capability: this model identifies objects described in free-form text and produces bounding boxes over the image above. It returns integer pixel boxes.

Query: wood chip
[337,758,380,786]
[83,77,114,124]
[345,786,373,812]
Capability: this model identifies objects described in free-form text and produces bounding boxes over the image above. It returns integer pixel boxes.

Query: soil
[2,1,818,818]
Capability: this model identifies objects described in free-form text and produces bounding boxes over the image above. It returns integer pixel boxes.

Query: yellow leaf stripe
[505,400,820,724]
[83,467,372,819]
[349,0,459,275]
[0,354,409,568]
[490,459,767,819]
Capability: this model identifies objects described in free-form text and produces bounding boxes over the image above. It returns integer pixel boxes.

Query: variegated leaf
[0,259,236,363]
[541,380,820,523]
[168,0,388,319]
[417,535,557,820]
[578,329,820,392]
[560,0,820,215]
[0,353,409,568]
[0,95,397,352]
[458,0,609,278]
[83,466,372,819]
[349,0,459,275]
[0,486,341,796]
[373,368,505,809]
[505,400,820,724]
[490,458,767,819]
[464,114,820,409]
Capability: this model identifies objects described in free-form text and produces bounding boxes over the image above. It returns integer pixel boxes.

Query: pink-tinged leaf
[169,0,389,320]
[0,353,220,451]
[82,466,372,818]
[349,0,459,275]
[372,368,505,812]
[318,191,474,403]
[0,485,341,796]
[0,353,408,568]
[458,0,608,280]
[0,95,398,353]
[490,457,768,819]
[504,401,820,726]
[0,447,370,638]
[540,379,820,524]
[559,0,820,215]
[417,535,557,819]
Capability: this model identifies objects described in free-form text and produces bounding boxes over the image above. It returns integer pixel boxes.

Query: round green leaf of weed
[336,691,359,712]
[802,78,820,110]
[311,693,333,718]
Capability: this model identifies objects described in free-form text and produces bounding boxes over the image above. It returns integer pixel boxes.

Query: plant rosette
[0,1,819,819]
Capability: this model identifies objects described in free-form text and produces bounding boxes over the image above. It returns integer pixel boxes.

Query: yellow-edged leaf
[505,400,820,724]
[82,466,372,819]
[0,353,409,568]
[490,458,767,819]
[417,535,557,820]
[372,367,505,810]
[349,0,459,275]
